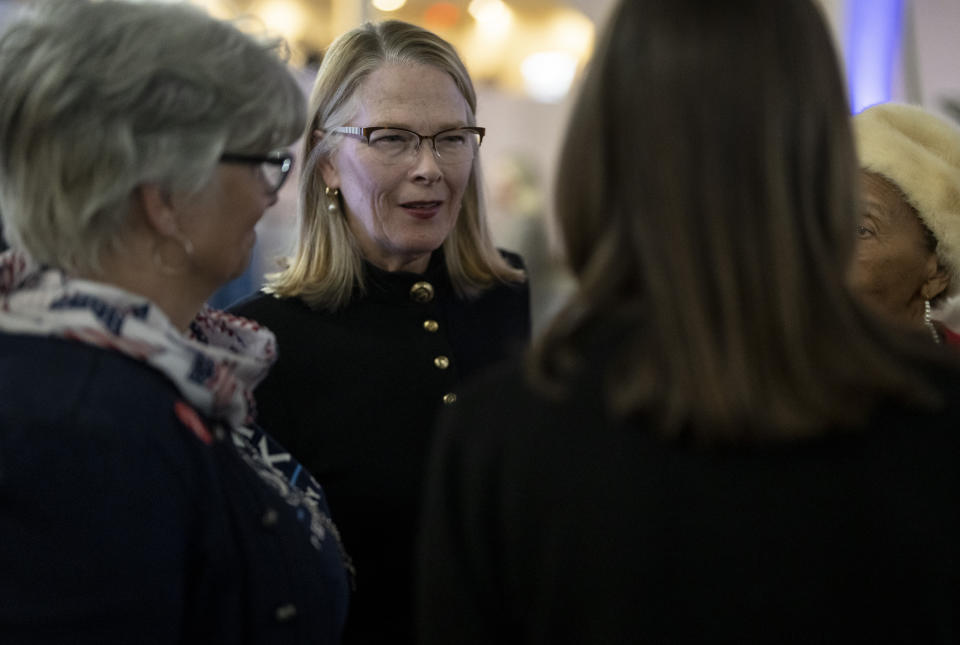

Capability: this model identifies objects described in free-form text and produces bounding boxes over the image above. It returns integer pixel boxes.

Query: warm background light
[546,8,594,60]
[157,0,598,104]
[255,0,306,42]
[468,0,514,37]
[521,51,577,103]
[372,0,407,12]
[423,2,460,30]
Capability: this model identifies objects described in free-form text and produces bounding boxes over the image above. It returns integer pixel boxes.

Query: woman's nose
[410,142,443,182]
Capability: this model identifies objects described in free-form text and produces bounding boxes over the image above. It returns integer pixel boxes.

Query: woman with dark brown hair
[416,0,960,642]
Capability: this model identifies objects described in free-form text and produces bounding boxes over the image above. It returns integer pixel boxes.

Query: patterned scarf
[0,249,351,569]
[0,249,273,426]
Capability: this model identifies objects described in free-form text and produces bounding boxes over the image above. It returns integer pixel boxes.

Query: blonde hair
[266,21,524,310]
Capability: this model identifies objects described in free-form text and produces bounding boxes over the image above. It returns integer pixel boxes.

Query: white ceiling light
[468,0,514,37]
[257,1,305,42]
[372,0,407,11]
[521,51,578,103]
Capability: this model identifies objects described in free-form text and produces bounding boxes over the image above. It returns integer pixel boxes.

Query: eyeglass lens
[260,157,292,192]
[367,128,481,164]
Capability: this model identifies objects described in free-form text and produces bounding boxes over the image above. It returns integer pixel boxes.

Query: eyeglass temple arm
[320,126,368,142]
[220,152,291,165]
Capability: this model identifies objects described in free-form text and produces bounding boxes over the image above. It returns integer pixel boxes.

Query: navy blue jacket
[0,333,349,644]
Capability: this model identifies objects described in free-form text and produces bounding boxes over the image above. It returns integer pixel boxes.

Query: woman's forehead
[861,171,916,216]
[860,170,933,248]
[354,62,468,127]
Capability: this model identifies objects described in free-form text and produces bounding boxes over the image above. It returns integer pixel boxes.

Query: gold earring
[325,186,340,214]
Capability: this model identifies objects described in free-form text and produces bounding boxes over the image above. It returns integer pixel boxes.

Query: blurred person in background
[230,20,530,645]
[0,2,349,642]
[848,102,960,345]
[417,0,960,643]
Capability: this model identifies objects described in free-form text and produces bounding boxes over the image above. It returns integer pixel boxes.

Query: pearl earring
[325,186,340,214]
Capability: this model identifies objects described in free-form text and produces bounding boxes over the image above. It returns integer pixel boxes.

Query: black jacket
[230,250,530,645]
[419,342,960,644]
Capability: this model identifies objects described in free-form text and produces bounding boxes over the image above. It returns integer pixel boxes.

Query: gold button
[409,281,435,303]
[275,603,298,622]
[261,508,279,528]
[423,319,439,333]
[434,355,450,370]
[442,393,457,405]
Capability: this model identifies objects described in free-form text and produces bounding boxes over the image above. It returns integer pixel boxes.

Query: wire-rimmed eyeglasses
[328,126,485,166]
[220,150,294,193]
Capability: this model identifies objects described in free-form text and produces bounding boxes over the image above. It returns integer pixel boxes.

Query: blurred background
[1,0,958,330]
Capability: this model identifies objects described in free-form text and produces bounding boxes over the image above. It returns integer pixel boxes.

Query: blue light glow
[845,0,904,113]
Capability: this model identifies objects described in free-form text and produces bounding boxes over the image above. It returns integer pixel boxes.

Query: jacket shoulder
[0,335,179,418]
[228,291,310,325]
[497,248,527,272]
[0,334,217,472]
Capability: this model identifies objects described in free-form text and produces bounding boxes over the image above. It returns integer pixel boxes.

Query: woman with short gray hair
[0,2,349,642]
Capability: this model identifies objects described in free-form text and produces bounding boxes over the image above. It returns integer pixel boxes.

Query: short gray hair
[0,0,306,273]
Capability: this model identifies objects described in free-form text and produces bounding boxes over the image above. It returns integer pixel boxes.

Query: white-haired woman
[0,2,349,642]
[848,102,960,345]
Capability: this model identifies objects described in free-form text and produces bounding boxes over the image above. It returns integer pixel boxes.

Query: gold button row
[412,291,451,403]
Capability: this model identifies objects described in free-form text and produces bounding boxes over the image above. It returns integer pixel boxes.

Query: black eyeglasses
[220,150,294,193]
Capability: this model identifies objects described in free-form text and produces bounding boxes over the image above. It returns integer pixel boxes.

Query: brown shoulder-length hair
[531,0,944,441]
[266,20,524,310]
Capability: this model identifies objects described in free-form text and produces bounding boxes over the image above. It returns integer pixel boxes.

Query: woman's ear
[319,155,340,190]
[921,255,951,302]
[136,184,182,238]
[313,129,340,189]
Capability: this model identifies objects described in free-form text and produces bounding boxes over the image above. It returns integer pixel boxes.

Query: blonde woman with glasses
[231,20,530,645]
